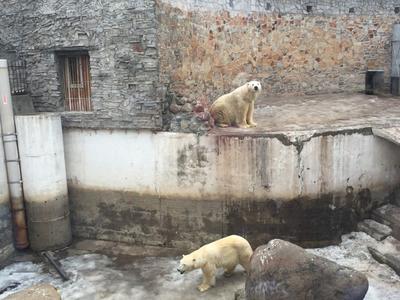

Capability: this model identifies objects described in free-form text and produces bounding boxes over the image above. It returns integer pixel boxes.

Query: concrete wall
[158,0,400,131]
[0,0,162,129]
[0,124,13,265]
[64,128,400,249]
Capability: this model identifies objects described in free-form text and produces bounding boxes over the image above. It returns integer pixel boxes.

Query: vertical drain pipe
[0,59,29,249]
[391,24,400,96]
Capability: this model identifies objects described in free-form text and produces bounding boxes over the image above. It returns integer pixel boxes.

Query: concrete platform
[373,127,400,146]
[210,93,400,136]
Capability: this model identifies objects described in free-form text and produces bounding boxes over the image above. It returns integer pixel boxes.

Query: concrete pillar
[15,113,72,251]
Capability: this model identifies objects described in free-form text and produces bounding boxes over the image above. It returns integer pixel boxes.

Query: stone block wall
[158,0,400,131]
[1,0,400,131]
[0,0,162,129]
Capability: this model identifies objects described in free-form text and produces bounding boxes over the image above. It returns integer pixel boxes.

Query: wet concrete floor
[0,239,245,300]
[1,233,400,300]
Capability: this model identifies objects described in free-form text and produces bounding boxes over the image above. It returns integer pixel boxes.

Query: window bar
[83,56,91,111]
[82,56,86,111]
[64,58,71,111]
[77,56,83,111]
[87,56,92,110]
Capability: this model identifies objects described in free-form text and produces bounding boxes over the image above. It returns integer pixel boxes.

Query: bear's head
[177,253,205,274]
[247,81,262,93]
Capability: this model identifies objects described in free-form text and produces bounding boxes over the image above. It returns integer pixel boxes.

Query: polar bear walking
[177,235,253,292]
[210,81,261,128]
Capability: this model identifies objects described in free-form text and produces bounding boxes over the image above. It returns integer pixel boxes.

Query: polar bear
[210,81,261,128]
[177,235,253,292]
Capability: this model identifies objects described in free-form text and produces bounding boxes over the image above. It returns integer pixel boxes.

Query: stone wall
[158,0,400,131]
[0,0,162,129]
[2,0,400,131]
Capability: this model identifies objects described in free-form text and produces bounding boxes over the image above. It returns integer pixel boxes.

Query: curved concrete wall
[16,114,72,251]
[64,128,400,249]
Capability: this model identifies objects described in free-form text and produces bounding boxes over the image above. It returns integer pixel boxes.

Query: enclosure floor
[210,93,400,135]
[0,233,399,300]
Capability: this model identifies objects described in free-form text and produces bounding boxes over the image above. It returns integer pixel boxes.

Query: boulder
[245,239,368,300]
[4,283,60,300]
[372,204,400,240]
[357,219,392,241]
[368,236,400,276]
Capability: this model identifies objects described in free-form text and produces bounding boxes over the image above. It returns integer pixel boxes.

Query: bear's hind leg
[239,252,252,273]
[223,264,237,277]
[213,109,230,128]
[198,263,217,292]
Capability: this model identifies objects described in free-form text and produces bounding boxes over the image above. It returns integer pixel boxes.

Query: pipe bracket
[8,180,23,184]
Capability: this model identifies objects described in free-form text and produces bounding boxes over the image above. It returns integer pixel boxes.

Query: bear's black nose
[254,86,258,91]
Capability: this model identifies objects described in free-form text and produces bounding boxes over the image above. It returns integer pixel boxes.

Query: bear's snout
[254,86,259,91]
[177,268,185,274]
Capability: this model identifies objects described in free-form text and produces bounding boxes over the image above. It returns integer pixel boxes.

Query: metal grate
[63,55,92,111]
[8,60,27,95]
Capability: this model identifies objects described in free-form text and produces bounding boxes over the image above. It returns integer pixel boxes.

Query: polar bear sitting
[210,81,261,128]
[177,235,253,292]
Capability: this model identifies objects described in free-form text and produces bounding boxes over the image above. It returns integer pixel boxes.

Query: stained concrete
[65,122,400,249]
[69,186,388,250]
[0,202,13,266]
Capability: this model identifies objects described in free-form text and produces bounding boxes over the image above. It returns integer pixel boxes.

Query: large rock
[245,239,368,300]
[372,204,400,240]
[368,236,400,276]
[4,283,60,300]
[357,219,392,241]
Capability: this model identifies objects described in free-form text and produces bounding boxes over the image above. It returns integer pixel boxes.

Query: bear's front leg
[198,263,216,292]
[247,101,257,127]
[238,105,250,128]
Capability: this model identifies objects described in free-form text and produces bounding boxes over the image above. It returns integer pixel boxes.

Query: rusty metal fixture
[41,251,69,281]
[0,59,29,249]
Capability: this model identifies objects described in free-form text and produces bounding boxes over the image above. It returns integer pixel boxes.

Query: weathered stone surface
[157,0,399,132]
[368,236,400,276]
[357,219,392,241]
[0,0,162,130]
[246,239,369,300]
[2,0,400,132]
[4,283,61,300]
[372,204,400,240]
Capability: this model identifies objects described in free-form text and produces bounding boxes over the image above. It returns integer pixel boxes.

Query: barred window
[62,54,92,111]
[8,59,27,95]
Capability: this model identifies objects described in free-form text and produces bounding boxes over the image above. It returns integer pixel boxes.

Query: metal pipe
[0,59,29,249]
[41,251,69,281]
[391,24,400,95]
